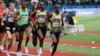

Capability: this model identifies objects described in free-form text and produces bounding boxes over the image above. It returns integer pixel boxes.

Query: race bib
[52,19,61,28]
[52,22,60,27]
[22,16,28,20]
[8,17,14,22]
[38,15,45,23]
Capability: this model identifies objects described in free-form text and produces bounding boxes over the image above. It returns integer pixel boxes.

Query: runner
[31,1,39,47]
[0,2,7,52]
[31,2,49,56]
[48,3,64,56]
[16,1,31,56]
[5,2,16,56]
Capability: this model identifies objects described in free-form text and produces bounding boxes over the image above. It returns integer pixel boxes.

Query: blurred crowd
[1,0,100,6]
[39,0,100,5]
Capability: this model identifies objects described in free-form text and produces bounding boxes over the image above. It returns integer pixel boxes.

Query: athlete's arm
[45,12,49,27]
[61,14,64,27]
[29,10,33,27]
[1,16,5,26]
[16,10,21,21]
[47,13,53,22]
[31,10,38,29]
[46,13,53,30]
[1,11,7,26]
[31,10,38,25]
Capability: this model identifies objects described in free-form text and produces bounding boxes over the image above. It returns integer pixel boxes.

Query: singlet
[6,10,16,23]
[36,10,46,23]
[0,8,6,20]
[52,13,62,28]
[50,13,62,32]
[36,10,47,27]
[17,8,29,26]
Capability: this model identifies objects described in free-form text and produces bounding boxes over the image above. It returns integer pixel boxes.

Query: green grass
[53,16,100,56]
[44,43,100,56]
[60,16,100,43]
[21,41,100,56]
[61,34,100,43]
[77,16,100,31]
[19,16,100,56]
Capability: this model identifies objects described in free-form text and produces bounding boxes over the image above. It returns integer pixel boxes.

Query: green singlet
[17,8,29,26]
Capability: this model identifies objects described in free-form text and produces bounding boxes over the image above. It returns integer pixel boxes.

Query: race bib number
[22,16,28,20]
[38,15,45,23]
[52,22,60,27]
[38,18,45,23]
[8,18,14,22]
[52,19,61,28]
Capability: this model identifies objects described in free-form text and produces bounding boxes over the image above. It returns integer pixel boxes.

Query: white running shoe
[0,45,4,51]
[6,51,10,56]
[50,46,53,53]
[16,52,22,56]
[37,47,42,56]
[25,47,29,54]
[38,48,42,54]
[37,53,42,56]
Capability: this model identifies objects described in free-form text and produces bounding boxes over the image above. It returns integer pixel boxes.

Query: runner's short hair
[10,2,15,5]
[0,2,5,6]
[55,3,61,8]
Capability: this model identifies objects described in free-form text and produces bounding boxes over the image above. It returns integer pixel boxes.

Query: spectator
[61,0,65,5]
[15,0,21,6]
[46,0,52,5]
[81,0,85,5]
[24,0,31,5]
[39,0,45,2]
[89,0,94,5]
[85,0,90,5]
[65,0,68,5]
[31,0,39,11]
[69,0,73,5]
[58,0,61,4]
[67,0,74,5]
[52,0,57,5]
[75,0,81,5]
[98,0,100,5]
[94,0,99,5]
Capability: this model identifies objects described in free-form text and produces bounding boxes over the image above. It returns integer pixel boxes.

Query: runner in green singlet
[16,1,32,56]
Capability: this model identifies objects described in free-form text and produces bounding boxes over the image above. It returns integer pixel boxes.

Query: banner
[61,6,100,16]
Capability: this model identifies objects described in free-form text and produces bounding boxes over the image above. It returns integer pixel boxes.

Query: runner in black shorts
[0,2,7,52]
[16,1,32,56]
[48,3,64,56]
[31,2,49,56]
[5,2,16,56]
[31,1,39,47]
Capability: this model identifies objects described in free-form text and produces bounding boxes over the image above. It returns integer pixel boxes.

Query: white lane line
[2,50,36,56]
[63,44,67,46]
[45,41,100,49]
[91,47,96,49]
